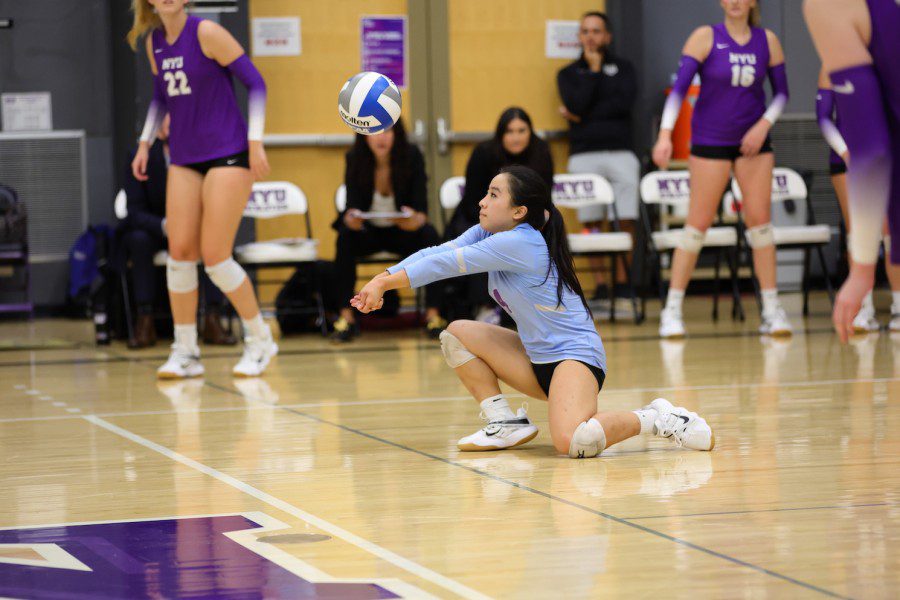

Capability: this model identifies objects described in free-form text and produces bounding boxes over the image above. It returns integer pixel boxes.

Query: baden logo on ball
[338,72,402,135]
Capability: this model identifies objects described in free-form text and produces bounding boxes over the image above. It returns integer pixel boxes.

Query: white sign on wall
[252,17,301,57]
[545,20,581,59]
[1,93,53,132]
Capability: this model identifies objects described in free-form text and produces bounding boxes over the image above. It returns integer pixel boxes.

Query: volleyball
[338,72,402,135]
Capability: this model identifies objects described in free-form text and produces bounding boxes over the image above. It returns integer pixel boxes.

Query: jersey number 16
[164,70,192,97]
[730,65,755,88]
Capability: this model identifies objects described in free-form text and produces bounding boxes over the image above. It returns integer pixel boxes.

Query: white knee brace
[568,418,607,459]
[439,330,476,368]
[745,223,775,249]
[205,257,247,293]
[678,225,706,253]
[166,257,199,293]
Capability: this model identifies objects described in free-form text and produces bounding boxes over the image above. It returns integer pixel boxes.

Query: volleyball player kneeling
[353,166,715,457]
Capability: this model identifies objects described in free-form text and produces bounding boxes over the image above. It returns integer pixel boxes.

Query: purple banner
[361,16,407,88]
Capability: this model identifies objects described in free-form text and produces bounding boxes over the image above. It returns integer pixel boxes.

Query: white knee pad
[166,257,199,293]
[568,418,607,459]
[884,235,891,256]
[439,329,476,368]
[205,257,247,293]
[678,225,706,253]
[746,223,774,249]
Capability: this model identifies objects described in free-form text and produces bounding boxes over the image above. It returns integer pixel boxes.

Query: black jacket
[333,143,429,230]
[122,140,168,236]
[447,139,554,238]
[557,54,637,155]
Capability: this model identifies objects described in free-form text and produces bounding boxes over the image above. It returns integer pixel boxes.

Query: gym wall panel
[249,0,408,300]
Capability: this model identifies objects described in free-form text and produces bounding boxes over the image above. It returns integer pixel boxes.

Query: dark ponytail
[499,165,592,315]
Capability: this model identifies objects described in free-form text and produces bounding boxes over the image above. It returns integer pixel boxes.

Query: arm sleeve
[831,64,892,265]
[123,151,163,235]
[227,54,267,141]
[388,225,488,273]
[816,88,848,157]
[393,229,537,288]
[762,63,789,125]
[660,56,700,131]
[139,78,168,143]
[557,65,602,117]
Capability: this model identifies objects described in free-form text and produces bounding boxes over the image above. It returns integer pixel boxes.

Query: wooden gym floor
[0,292,897,599]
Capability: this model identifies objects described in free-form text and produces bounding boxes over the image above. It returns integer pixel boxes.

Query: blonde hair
[749,5,761,27]
[127,0,161,51]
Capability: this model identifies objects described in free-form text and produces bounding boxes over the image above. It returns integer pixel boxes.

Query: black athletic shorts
[690,137,773,161]
[531,360,605,397]
[183,150,250,175]
[829,161,848,176]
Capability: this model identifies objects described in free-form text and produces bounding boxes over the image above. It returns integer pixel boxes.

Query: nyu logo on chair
[244,182,308,218]
[551,173,613,209]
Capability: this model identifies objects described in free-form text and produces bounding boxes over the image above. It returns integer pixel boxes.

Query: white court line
[1,375,898,425]
[83,415,491,600]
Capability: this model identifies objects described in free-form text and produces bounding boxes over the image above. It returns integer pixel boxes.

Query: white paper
[1,92,52,131]
[545,20,581,59]
[358,211,410,220]
[252,17,301,57]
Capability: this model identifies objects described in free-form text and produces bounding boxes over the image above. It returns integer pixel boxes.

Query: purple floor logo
[0,513,414,599]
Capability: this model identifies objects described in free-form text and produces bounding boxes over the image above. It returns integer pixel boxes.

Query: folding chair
[639,170,745,321]
[235,181,326,334]
[438,176,466,228]
[730,167,834,316]
[552,173,642,323]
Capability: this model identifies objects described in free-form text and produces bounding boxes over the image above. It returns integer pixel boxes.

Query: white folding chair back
[335,183,347,213]
[440,176,466,211]
[114,189,128,220]
[639,171,737,250]
[730,167,830,246]
[730,167,807,204]
[551,173,614,210]
[552,173,632,253]
[244,181,308,218]
[236,181,318,264]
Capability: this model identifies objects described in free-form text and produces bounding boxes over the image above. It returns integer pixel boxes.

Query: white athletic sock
[892,291,900,314]
[242,314,269,339]
[665,288,685,313]
[632,408,658,434]
[861,291,875,311]
[174,324,198,351]
[480,394,516,421]
[761,288,780,315]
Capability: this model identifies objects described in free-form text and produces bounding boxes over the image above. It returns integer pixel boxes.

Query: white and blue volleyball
[338,72,402,135]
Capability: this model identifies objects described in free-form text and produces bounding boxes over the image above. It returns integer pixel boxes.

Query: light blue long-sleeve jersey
[387,224,606,371]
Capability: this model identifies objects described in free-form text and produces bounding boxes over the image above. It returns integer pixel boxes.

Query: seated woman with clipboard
[331,118,447,342]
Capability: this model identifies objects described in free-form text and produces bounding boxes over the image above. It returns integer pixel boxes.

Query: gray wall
[0,0,251,309]
[0,0,116,307]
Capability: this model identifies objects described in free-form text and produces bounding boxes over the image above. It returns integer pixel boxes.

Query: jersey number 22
[164,71,192,96]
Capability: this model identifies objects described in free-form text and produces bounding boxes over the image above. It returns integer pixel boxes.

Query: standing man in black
[119,116,236,349]
[557,11,639,305]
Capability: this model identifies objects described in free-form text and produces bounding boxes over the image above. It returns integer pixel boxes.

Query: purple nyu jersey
[152,15,248,166]
[691,24,771,146]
